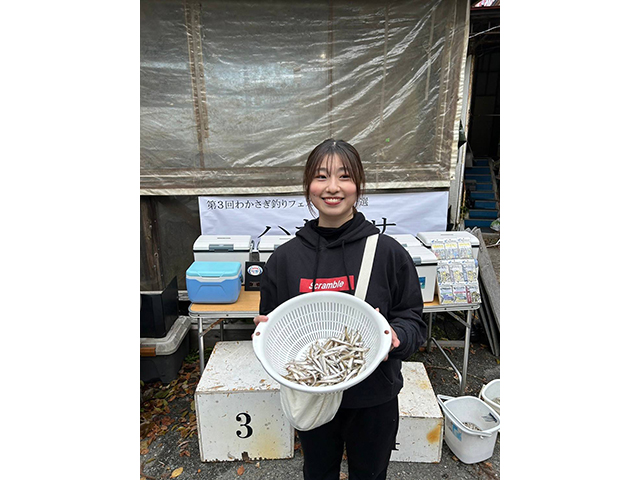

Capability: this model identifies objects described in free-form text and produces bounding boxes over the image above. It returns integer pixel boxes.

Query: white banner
[198,192,448,245]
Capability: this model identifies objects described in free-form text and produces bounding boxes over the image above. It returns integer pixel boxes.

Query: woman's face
[308,155,358,228]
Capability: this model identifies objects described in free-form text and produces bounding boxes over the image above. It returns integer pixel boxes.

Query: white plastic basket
[437,394,500,464]
[479,378,500,414]
[252,291,392,394]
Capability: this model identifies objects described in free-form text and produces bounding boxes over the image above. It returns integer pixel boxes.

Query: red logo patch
[299,276,355,293]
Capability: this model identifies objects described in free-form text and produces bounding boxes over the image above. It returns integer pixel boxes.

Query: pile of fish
[463,422,482,431]
[283,327,369,387]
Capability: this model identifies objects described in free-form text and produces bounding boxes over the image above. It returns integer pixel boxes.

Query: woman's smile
[322,197,344,205]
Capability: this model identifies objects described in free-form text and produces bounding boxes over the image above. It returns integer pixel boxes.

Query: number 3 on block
[236,412,253,438]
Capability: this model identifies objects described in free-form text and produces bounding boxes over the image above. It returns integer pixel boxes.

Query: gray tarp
[140,0,469,195]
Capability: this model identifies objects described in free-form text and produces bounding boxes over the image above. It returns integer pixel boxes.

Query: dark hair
[302,139,365,213]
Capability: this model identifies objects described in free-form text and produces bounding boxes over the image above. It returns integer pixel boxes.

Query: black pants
[297,396,399,480]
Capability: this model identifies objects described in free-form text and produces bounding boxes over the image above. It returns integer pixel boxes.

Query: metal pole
[461,310,472,395]
[198,317,205,372]
[431,337,463,390]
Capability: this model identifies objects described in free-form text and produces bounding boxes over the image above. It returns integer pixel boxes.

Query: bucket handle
[437,395,500,438]
[479,379,499,399]
[479,384,487,398]
[479,383,498,408]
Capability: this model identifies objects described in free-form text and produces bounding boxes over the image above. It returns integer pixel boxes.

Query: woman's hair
[302,139,365,213]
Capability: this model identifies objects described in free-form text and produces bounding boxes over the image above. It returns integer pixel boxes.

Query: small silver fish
[463,422,482,431]
[283,328,369,386]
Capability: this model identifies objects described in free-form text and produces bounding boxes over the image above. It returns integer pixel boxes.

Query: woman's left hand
[384,326,400,361]
[376,308,400,361]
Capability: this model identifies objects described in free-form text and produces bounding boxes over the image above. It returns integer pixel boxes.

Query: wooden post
[479,282,499,357]
[470,227,500,330]
[141,196,164,291]
[184,0,208,168]
[477,299,496,356]
[327,0,334,137]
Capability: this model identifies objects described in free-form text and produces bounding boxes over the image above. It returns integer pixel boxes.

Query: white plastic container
[258,235,294,262]
[193,235,252,264]
[389,234,422,248]
[437,395,500,464]
[417,231,479,259]
[479,379,500,415]
[405,245,437,303]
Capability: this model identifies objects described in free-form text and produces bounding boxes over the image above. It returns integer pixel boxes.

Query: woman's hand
[375,308,400,361]
[252,314,268,339]
[253,314,268,327]
[384,326,400,361]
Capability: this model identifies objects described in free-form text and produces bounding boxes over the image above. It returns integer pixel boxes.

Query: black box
[140,276,179,338]
[140,336,189,384]
[244,261,265,291]
[140,317,191,384]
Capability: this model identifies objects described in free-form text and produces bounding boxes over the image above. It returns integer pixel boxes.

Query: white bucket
[479,379,500,414]
[437,394,500,464]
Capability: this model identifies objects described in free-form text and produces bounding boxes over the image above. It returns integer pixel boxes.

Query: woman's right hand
[252,315,268,339]
[253,315,268,327]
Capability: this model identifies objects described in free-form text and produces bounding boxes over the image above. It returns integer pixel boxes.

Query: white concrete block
[195,341,295,462]
[390,362,444,463]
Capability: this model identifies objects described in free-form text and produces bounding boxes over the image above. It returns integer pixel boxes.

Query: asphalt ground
[140,335,500,480]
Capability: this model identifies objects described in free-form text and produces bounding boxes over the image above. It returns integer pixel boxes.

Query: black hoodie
[259,212,427,408]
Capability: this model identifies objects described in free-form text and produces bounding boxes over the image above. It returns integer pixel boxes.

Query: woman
[254,139,426,480]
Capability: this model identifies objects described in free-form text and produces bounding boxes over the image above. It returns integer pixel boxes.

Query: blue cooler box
[186,262,242,303]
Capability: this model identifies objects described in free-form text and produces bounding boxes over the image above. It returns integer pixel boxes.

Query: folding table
[189,290,479,394]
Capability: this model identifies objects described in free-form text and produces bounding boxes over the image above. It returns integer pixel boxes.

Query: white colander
[252,291,392,394]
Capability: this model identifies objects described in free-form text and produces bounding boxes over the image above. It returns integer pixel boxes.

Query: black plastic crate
[140,333,190,384]
[140,317,190,384]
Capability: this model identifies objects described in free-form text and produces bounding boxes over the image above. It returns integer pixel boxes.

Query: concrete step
[473,200,497,209]
[474,158,490,166]
[466,166,491,175]
[465,218,495,228]
[468,209,498,219]
[470,191,496,200]
[465,174,492,183]
[470,182,494,191]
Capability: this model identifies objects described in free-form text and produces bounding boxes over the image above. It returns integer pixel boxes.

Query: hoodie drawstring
[342,240,354,295]
[311,241,321,292]
[311,239,353,295]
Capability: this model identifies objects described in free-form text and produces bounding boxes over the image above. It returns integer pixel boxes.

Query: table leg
[220,320,225,341]
[198,317,205,372]
[426,313,433,351]
[460,310,472,395]
[430,337,463,391]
